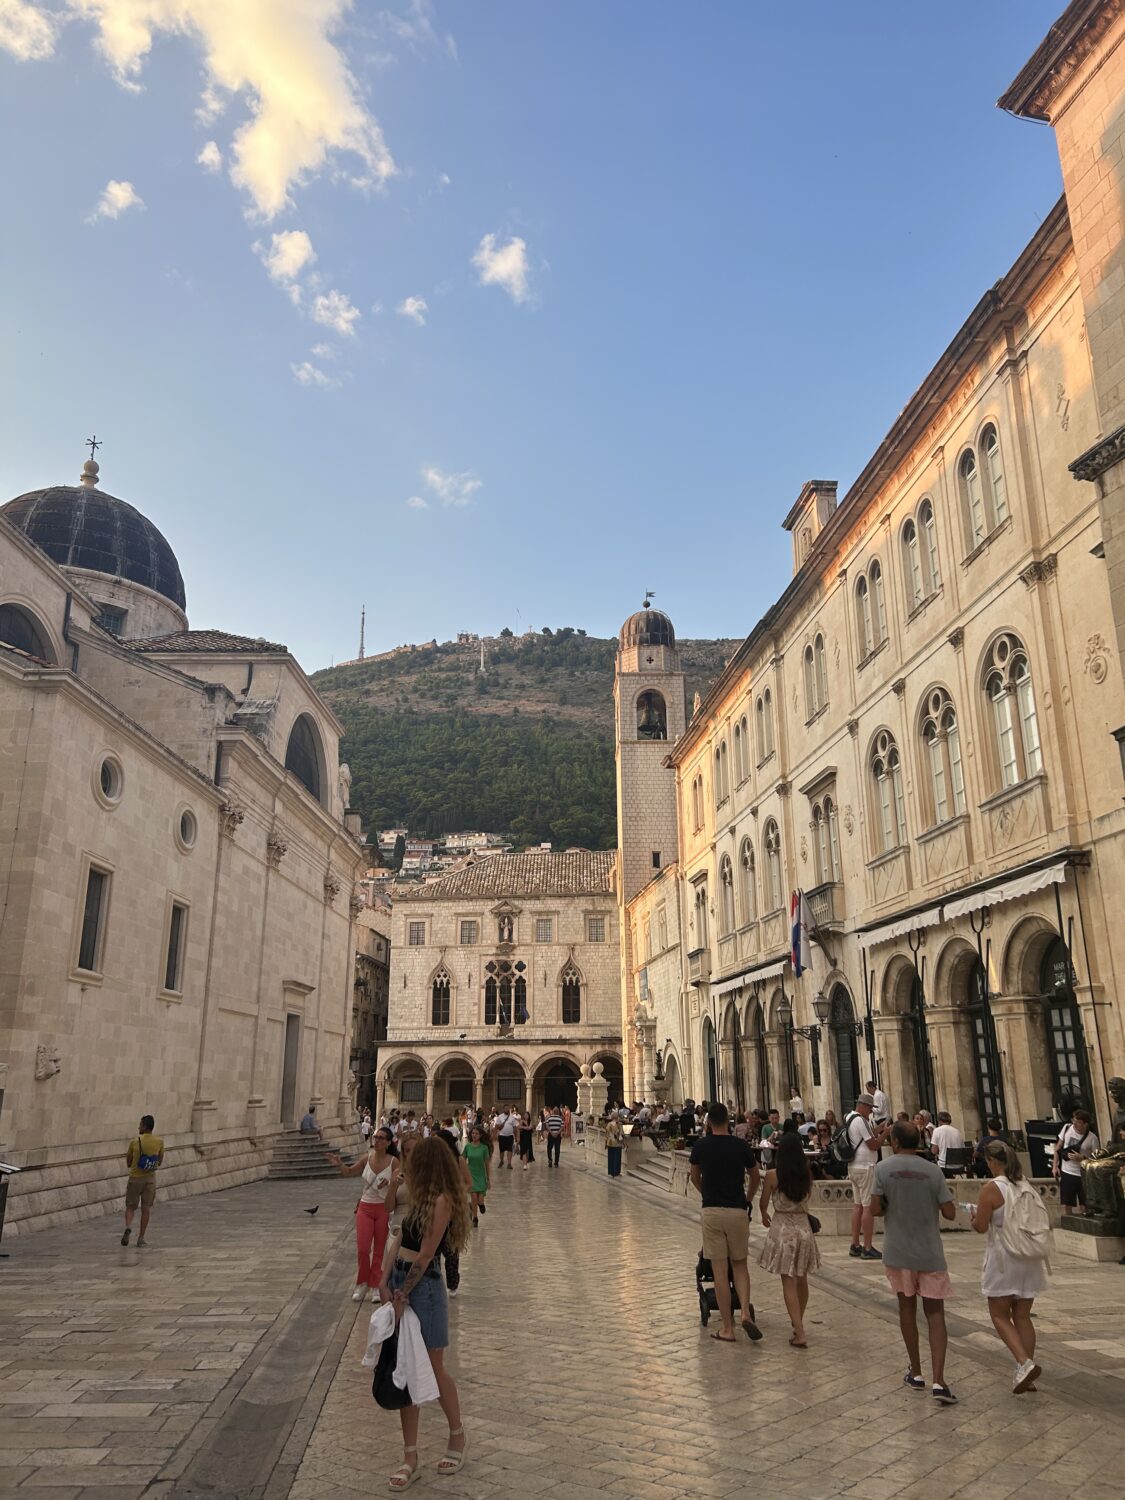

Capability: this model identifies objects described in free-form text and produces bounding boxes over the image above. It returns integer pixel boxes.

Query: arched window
[739,838,756,923]
[810,796,841,884]
[714,749,723,809]
[856,575,872,659]
[982,425,1008,526]
[485,975,498,1026]
[636,689,667,740]
[825,796,840,882]
[431,969,451,1026]
[919,498,941,592]
[804,644,817,719]
[763,819,783,912]
[755,697,765,758]
[984,634,1042,789]
[903,519,923,609]
[870,730,906,852]
[961,448,987,546]
[713,741,729,806]
[719,855,735,936]
[733,720,743,783]
[762,689,775,756]
[870,560,887,645]
[285,715,323,803]
[814,634,828,709]
[920,688,966,826]
[561,963,581,1024]
[1040,938,1091,1109]
[691,774,704,831]
[514,974,528,1025]
[0,603,55,662]
[694,883,709,948]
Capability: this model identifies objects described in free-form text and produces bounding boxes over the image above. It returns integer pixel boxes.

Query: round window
[96,756,123,805]
[179,810,197,848]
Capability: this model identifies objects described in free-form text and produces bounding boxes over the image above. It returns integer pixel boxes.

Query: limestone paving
[0,1152,1123,1498]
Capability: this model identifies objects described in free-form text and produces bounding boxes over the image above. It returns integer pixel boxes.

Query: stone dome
[2,466,186,610]
[619,607,675,650]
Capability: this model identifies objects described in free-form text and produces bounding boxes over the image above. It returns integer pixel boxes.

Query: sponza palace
[0,458,364,1234]
[615,1,1125,1146]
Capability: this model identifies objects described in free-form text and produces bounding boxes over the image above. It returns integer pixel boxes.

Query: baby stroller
[696,1250,755,1327]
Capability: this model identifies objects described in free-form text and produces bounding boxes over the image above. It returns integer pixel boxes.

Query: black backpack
[831,1111,860,1164]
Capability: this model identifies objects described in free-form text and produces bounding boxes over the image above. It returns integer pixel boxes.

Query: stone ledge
[1056,1225,1125,1261]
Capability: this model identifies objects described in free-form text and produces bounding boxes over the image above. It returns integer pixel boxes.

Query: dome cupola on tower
[618,606,675,650]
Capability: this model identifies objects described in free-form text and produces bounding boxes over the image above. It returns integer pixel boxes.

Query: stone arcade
[0,458,364,1235]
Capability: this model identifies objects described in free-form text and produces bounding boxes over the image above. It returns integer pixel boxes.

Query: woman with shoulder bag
[968,1139,1049,1394]
[758,1132,821,1348]
[380,1137,472,1491]
[605,1115,625,1177]
[327,1127,398,1303]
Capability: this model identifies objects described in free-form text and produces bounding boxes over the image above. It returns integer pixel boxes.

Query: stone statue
[1075,1077,1125,1234]
[1108,1076,1125,1142]
[338,762,352,810]
[498,914,513,943]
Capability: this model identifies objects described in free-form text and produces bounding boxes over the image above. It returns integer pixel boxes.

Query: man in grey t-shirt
[873,1122,958,1405]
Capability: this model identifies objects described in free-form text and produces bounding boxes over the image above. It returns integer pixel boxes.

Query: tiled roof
[130,630,288,654]
[397,850,616,901]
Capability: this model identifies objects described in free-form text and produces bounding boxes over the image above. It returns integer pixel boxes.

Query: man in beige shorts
[846,1092,890,1260]
[122,1114,164,1248]
[689,1103,762,1343]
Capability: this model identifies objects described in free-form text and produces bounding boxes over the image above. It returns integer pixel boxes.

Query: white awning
[711,958,789,997]
[943,861,1068,921]
[863,906,944,949]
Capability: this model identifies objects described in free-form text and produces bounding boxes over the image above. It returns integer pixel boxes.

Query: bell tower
[614,602,685,904]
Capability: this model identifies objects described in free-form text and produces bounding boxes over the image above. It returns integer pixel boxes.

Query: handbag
[371,1328,413,1410]
[807,1214,821,1235]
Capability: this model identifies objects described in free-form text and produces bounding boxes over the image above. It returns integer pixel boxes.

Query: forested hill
[311,631,739,849]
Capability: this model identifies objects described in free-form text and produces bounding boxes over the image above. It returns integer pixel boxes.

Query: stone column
[991,994,1052,1129]
[376,1076,386,1123]
[474,1076,484,1111]
[525,1078,534,1115]
[718,1042,735,1108]
[642,1040,656,1106]
[924,1005,979,1137]
[872,1013,909,1117]
[589,1061,608,1119]
[424,1078,435,1117]
[764,1034,785,1109]
[576,1063,592,1119]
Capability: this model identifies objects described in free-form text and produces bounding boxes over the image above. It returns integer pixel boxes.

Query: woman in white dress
[968,1139,1048,1393]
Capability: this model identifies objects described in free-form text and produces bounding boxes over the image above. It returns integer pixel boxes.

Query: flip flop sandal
[710,1332,737,1343]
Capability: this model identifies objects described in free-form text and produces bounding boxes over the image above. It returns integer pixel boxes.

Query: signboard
[572,1116,585,1142]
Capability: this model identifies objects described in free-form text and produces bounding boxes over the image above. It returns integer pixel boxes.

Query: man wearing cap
[847,1092,891,1260]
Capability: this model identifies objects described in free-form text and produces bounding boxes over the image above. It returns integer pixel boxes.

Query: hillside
[311,630,739,849]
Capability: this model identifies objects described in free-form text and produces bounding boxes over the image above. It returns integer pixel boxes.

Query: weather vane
[85,435,102,462]
[643,589,656,609]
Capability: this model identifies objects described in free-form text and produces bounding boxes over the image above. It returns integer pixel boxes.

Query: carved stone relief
[1083,633,1110,685]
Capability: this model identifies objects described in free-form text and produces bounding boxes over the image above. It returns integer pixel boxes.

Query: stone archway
[533,1055,580,1112]
[661,1050,683,1108]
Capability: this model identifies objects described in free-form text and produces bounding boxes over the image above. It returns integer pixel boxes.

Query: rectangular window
[447,1078,474,1103]
[164,901,188,993]
[400,1078,425,1103]
[95,607,127,637]
[77,866,110,973]
[652,850,661,869]
[587,916,605,943]
[408,921,425,946]
[657,906,668,951]
[535,917,553,944]
[459,920,478,945]
[496,1077,522,1102]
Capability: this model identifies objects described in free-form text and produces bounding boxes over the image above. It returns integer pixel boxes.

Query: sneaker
[848,1244,862,1258]
[1013,1359,1041,1393]
[932,1384,958,1405]
[352,1286,367,1302]
[370,1289,382,1303]
[479,1203,486,1215]
[860,1247,882,1260]
[903,1371,926,1391]
[120,1227,131,1246]
[447,1286,459,1298]
[472,1217,479,1229]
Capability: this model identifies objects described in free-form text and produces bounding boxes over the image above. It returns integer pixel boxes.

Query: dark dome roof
[619,607,675,650]
[2,483,186,610]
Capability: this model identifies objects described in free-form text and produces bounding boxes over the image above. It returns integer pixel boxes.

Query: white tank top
[360,1158,394,1205]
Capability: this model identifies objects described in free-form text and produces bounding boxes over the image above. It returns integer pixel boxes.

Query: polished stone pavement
[1,1148,1124,1499]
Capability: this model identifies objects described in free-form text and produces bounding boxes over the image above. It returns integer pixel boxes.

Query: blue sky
[0,1,1066,668]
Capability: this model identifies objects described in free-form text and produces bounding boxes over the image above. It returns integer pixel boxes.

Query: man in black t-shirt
[689,1103,762,1343]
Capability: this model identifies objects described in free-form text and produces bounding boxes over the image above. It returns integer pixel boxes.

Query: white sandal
[388,1447,420,1490]
[437,1427,467,1475]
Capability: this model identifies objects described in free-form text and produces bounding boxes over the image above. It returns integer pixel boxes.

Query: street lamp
[777,992,829,1043]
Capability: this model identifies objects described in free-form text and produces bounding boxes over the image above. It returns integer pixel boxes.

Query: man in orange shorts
[873,1121,958,1404]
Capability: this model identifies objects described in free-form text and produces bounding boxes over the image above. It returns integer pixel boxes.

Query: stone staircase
[267,1131,342,1181]
[626,1143,675,1194]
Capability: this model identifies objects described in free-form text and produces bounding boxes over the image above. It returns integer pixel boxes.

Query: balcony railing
[687,947,711,984]
[806,881,843,930]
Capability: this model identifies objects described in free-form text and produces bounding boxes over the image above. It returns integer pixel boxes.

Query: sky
[0,1,1068,669]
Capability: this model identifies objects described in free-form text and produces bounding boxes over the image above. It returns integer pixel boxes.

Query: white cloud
[87,179,144,222]
[437,171,451,190]
[291,360,338,388]
[381,0,456,61]
[0,0,58,60]
[397,295,427,326]
[197,139,222,173]
[406,495,428,510]
[257,228,316,284]
[422,465,481,508]
[371,300,384,315]
[472,232,531,305]
[311,288,360,337]
[311,341,336,359]
[32,1,397,219]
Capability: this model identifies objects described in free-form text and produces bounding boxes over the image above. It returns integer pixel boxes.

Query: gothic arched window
[763,819,783,913]
[739,837,756,924]
[561,963,582,1024]
[431,969,451,1026]
[920,687,966,826]
[870,730,907,852]
[856,575,872,659]
[984,633,1042,790]
[285,714,324,803]
[719,855,735,936]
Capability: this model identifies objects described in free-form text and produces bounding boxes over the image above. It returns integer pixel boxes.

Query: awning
[712,957,789,996]
[864,906,944,949]
[943,861,1068,921]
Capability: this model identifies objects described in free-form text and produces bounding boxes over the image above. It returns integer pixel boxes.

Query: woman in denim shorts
[383,1137,471,1492]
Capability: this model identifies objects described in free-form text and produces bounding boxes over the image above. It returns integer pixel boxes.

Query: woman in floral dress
[758,1131,821,1347]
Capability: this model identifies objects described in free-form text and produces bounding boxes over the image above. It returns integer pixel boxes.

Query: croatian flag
[790,890,811,978]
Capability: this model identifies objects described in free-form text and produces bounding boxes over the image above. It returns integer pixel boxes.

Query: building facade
[617,11,1125,1144]
[0,459,364,1235]
[377,851,622,1118]
[353,908,391,1115]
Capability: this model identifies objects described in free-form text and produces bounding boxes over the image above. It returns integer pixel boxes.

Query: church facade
[0,459,364,1235]
[616,4,1125,1145]
[377,851,622,1119]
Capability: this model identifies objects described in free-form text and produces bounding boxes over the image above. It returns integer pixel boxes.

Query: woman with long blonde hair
[381,1136,471,1490]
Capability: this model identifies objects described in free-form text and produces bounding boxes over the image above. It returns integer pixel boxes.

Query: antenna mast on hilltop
[358,605,366,661]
